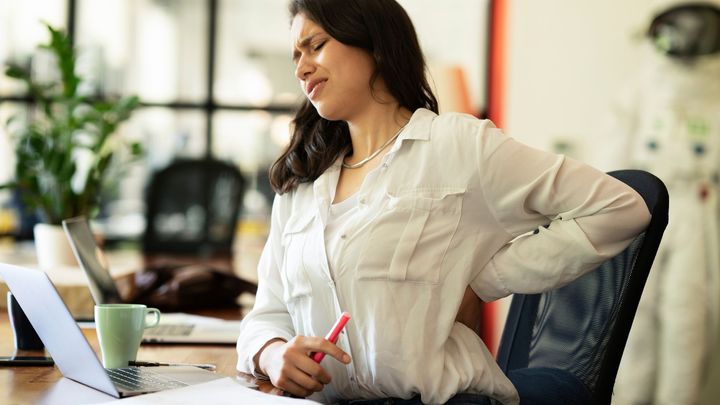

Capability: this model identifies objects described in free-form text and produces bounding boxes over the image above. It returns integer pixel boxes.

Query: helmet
[647,1,720,58]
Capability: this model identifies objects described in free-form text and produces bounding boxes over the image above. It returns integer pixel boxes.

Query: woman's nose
[294,54,314,81]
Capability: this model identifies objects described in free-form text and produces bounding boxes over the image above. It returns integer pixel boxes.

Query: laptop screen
[0,263,120,397]
[62,217,123,305]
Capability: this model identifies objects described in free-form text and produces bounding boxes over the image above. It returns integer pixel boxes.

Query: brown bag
[131,264,257,311]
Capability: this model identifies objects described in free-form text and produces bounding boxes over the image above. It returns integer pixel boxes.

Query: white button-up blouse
[236,108,651,405]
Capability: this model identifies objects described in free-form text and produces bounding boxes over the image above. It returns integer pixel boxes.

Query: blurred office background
[1,1,719,403]
[0,0,488,239]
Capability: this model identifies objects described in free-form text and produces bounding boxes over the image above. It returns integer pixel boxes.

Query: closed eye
[313,41,326,51]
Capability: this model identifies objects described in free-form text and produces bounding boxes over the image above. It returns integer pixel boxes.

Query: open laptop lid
[62,216,123,305]
[0,263,120,397]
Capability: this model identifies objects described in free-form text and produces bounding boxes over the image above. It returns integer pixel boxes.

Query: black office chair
[143,158,246,263]
[495,170,669,405]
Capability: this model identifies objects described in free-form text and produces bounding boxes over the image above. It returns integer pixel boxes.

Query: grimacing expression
[291,13,379,121]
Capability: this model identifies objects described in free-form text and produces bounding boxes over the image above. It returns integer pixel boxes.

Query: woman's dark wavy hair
[269,0,439,194]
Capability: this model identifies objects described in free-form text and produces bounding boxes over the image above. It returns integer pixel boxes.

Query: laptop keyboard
[106,366,188,392]
[144,324,195,337]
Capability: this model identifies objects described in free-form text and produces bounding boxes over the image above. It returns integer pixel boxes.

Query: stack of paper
[91,377,321,404]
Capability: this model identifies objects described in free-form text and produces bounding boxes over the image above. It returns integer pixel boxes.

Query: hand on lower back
[455,286,483,336]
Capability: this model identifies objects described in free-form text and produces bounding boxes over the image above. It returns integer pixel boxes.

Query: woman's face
[290,13,379,121]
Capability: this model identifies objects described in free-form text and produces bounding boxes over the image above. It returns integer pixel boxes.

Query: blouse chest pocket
[356,187,465,284]
[280,212,315,302]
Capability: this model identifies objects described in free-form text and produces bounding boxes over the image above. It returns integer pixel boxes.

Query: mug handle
[144,308,161,329]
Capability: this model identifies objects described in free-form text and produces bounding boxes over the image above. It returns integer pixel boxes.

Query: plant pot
[33,223,77,270]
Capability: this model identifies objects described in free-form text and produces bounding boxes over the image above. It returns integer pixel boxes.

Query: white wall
[504,0,652,162]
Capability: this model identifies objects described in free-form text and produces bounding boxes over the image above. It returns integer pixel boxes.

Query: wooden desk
[0,311,242,404]
[0,238,276,402]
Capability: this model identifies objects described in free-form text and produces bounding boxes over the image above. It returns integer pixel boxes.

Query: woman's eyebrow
[292,33,319,61]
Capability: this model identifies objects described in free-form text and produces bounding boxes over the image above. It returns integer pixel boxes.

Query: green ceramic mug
[94,304,161,369]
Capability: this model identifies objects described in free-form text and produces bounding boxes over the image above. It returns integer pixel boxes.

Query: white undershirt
[324,160,386,280]
[324,193,359,280]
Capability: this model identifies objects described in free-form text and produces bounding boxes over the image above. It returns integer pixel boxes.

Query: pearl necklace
[342,125,406,169]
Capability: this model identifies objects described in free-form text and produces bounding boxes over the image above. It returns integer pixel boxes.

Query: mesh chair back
[496,170,669,404]
[143,158,246,258]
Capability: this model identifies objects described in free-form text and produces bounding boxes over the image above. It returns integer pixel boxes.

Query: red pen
[311,312,351,363]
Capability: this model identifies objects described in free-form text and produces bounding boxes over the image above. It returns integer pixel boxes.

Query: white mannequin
[609,2,720,404]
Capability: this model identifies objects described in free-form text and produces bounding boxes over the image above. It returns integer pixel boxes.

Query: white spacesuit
[609,2,720,404]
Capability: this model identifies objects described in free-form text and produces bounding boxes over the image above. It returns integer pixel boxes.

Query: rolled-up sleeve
[236,194,295,376]
[471,126,651,301]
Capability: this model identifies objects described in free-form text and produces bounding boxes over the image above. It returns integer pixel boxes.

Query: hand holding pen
[257,312,352,398]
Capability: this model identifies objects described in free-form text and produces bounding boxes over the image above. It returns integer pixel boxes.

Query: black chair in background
[496,170,669,404]
[136,158,256,311]
[143,158,245,264]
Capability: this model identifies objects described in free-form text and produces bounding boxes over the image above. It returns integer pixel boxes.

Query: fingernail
[343,354,351,363]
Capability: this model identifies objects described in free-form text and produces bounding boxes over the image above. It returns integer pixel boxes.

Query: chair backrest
[143,158,246,259]
[496,170,669,404]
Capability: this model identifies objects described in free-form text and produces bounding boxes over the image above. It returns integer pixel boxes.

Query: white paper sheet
[157,312,242,326]
[91,377,321,404]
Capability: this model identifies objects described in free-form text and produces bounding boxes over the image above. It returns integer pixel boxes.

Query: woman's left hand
[455,286,483,336]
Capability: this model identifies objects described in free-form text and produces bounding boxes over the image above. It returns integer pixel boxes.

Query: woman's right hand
[258,336,352,397]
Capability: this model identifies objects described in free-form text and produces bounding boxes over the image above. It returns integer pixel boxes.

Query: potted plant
[0,23,142,269]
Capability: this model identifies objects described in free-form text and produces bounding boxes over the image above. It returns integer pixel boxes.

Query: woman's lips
[308,80,327,100]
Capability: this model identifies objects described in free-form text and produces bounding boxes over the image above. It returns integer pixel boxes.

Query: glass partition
[0,0,67,96]
[399,0,490,115]
[76,0,208,102]
[216,0,302,107]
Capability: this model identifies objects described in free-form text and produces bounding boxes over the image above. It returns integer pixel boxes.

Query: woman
[236,0,651,404]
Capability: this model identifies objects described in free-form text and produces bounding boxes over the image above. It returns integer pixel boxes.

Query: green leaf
[5,64,29,80]
[130,142,144,157]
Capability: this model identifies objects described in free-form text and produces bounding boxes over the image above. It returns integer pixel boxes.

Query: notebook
[0,263,222,398]
[62,216,242,345]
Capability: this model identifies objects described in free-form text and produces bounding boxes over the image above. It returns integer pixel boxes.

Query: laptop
[62,216,242,345]
[0,263,222,398]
